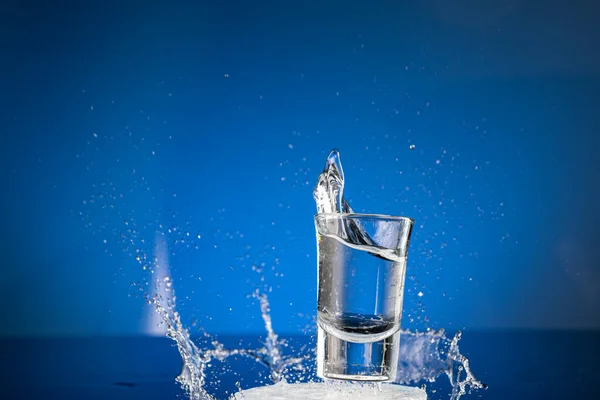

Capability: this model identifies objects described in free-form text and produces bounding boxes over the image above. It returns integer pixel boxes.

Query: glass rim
[314,212,414,224]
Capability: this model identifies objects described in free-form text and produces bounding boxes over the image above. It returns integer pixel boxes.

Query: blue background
[1,0,599,337]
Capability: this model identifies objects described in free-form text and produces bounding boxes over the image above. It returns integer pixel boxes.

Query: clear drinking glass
[315,213,414,381]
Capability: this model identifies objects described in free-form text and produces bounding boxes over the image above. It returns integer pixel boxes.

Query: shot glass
[314,213,414,381]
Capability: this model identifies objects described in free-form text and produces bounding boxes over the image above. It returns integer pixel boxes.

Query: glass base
[325,372,389,382]
[317,325,401,382]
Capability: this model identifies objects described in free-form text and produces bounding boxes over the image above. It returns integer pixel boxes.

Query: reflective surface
[3,331,599,399]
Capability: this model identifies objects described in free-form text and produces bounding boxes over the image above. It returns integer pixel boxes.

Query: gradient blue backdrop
[1,0,599,337]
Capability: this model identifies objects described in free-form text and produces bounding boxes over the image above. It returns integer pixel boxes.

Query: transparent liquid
[317,233,406,344]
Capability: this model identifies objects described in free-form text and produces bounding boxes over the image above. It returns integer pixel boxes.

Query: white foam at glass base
[233,382,427,400]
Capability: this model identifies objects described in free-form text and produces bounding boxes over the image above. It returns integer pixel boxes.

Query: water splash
[147,278,212,399]
[313,149,352,214]
[145,271,484,399]
[149,281,308,399]
[235,381,427,399]
[396,329,487,396]
[251,291,307,382]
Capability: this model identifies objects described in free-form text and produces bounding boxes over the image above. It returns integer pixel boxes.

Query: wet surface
[2,331,599,399]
